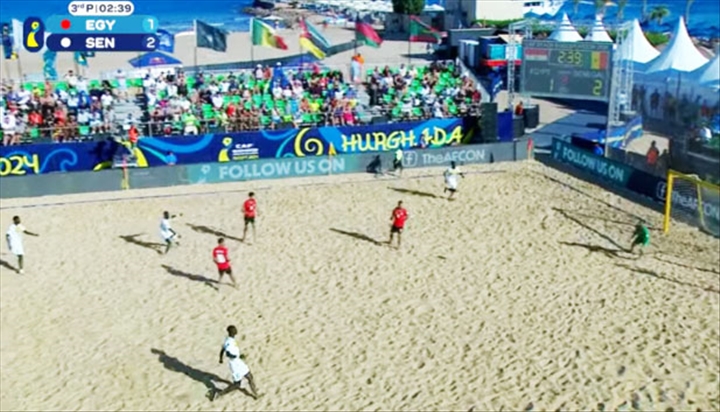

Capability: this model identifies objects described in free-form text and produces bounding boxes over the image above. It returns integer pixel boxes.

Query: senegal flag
[251,18,288,50]
[408,16,444,43]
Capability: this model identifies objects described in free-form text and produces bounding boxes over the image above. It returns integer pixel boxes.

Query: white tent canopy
[549,13,583,42]
[644,17,708,73]
[618,19,659,63]
[585,14,612,42]
[689,54,720,86]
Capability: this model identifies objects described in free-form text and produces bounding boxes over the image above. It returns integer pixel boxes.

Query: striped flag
[355,19,382,48]
[408,16,444,43]
[299,19,330,59]
[251,18,288,50]
[591,51,609,70]
[524,48,549,61]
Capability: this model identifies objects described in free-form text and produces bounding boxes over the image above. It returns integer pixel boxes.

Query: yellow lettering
[431,127,446,146]
[402,130,415,148]
[593,79,603,96]
[0,157,11,176]
[23,154,40,174]
[448,126,463,145]
[385,131,401,150]
[341,133,359,152]
[421,128,432,146]
[372,132,387,152]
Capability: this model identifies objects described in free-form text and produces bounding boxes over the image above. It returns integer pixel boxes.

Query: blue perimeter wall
[551,139,720,232]
[0,118,471,177]
[0,142,528,199]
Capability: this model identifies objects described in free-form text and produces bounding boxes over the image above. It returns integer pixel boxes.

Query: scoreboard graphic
[521,39,614,102]
[22,1,158,53]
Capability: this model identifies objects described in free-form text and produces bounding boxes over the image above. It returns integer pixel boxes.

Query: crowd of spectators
[1,70,121,146]
[365,61,482,121]
[138,64,363,137]
[1,60,475,146]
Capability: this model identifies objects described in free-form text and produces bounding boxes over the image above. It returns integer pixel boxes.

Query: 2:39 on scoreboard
[520,39,614,102]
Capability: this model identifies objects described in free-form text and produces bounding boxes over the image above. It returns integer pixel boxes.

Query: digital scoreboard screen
[521,40,614,102]
[16,1,159,54]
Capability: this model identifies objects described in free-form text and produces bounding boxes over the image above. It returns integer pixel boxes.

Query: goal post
[663,169,720,236]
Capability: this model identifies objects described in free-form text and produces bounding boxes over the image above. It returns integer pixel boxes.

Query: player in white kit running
[210,325,260,401]
[5,216,39,274]
[160,211,181,254]
[443,161,465,200]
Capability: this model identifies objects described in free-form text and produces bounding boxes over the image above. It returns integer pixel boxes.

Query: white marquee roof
[618,19,660,64]
[585,15,613,42]
[690,54,720,85]
[549,13,583,42]
[645,17,708,73]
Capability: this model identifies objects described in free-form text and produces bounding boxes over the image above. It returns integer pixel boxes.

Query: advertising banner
[551,138,720,229]
[552,139,632,187]
[0,119,467,177]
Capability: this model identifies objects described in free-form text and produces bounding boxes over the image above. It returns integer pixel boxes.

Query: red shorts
[217,265,232,274]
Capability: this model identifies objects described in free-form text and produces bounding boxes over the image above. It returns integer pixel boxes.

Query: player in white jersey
[210,325,260,401]
[443,161,465,200]
[5,216,39,274]
[159,211,181,254]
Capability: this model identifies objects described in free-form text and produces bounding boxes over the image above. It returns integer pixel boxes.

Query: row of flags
[193,16,445,60]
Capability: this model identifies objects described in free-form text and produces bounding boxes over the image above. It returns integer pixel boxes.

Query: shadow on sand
[559,241,636,260]
[553,207,627,251]
[119,234,165,253]
[150,348,230,391]
[187,223,243,242]
[388,187,442,199]
[0,259,16,272]
[161,264,220,291]
[616,263,720,294]
[329,228,382,246]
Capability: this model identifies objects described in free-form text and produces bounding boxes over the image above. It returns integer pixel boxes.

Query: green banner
[552,139,632,187]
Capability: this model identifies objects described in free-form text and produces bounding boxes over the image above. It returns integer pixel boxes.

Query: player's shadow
[388,187,442,199]
[616,263,720,294]
[553,207,627,251]
[187,223,243,242]
[119,234,165,253]
[565,210,660,231]
[0,259,16,272]
[150,348,230,392]
[559,241,635,260]
[652,256,720,275]
[330,228,382,246]
[161,264,220,291]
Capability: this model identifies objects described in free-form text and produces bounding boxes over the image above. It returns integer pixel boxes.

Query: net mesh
[667,172,720,237]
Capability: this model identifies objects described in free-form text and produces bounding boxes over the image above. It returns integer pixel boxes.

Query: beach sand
[1,161,718,411]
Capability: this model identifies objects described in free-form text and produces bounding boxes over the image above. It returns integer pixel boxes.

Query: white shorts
[229,358,250,383]
[445,179,458,190]
[9,242,24,256]
[161,233,176,242]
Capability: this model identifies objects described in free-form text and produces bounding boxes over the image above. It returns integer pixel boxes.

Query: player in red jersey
[213,238,237,288]
[388,200,408,249]
[242,192,258,244]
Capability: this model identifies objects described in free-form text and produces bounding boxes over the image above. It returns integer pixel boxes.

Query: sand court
[1,161,718,411]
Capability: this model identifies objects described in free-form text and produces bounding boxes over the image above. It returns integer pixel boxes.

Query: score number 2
[593,79,604,96]
[143,35,157,51]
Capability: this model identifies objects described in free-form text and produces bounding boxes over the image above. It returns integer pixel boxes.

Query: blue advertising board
[0,118,468,177]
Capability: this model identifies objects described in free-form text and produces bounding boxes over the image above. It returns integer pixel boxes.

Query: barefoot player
[388,201,408,249]
[213,238,237,288]
[160,211,180,254]
[242,192,258,243]
[629,219,650,256]
[5,216,39,274]
[210,325,260,401]
[443,161,465,200]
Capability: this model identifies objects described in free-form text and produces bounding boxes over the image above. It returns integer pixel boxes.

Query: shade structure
[585,15,613,42]
[618,19,660,64]
[128,51,182,68]
[644,17,708,74]
[689,54,720,86]
[549,13,583,42]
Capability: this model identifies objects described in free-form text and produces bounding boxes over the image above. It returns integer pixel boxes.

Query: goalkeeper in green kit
[629,220,651,255]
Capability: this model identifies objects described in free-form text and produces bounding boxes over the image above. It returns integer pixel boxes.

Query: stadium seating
[365,61,482,120]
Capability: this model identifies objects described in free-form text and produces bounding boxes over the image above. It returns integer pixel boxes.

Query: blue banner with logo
[0,119,469,177]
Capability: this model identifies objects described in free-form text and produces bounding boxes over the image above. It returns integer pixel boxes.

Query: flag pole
[16,53,24,81]
[193,20,198,70]
[250,18,255,64]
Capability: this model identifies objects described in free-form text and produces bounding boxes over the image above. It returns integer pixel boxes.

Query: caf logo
[23,17,44,52]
